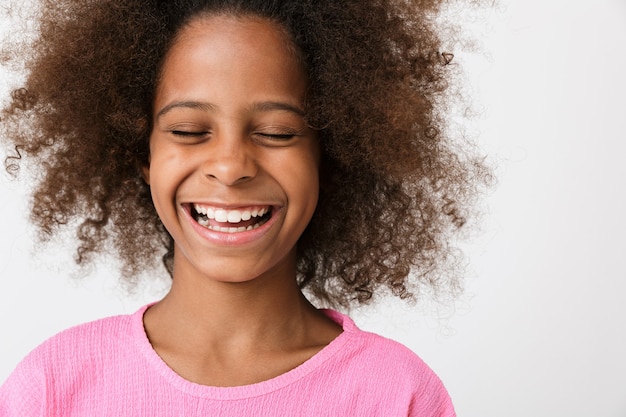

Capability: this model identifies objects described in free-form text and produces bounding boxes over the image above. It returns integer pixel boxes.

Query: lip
[181,202,282,246]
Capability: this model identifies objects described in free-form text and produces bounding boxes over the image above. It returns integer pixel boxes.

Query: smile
[190,204,273,233]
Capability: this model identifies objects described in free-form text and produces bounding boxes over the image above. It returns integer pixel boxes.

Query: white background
[1,1,625,416]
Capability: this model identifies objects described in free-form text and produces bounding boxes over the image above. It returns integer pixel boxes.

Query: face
[144,15,319,284]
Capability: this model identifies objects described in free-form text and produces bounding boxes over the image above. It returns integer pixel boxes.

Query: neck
[142,249,343,386]
[144,250,325,353]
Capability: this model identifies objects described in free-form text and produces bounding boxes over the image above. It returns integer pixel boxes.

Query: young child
[0,0,486,415]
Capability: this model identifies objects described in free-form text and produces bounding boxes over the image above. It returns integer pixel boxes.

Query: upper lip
[184,202,278,211]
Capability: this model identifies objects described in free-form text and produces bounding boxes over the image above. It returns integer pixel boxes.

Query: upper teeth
[193,205,268,223]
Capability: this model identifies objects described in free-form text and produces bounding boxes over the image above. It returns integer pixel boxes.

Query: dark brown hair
[1,0,489,308]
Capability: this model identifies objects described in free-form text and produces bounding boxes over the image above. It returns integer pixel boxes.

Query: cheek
[286,156,320,212]
[145,150,185,211]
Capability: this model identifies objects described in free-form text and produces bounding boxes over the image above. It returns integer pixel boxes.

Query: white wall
[1,1,625,416]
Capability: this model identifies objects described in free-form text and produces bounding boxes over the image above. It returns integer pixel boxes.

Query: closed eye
[253,132,300,147]
[171,130,208,137]
[257,133,296,140]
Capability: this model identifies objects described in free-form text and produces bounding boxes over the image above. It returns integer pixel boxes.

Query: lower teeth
[197,218,266,233]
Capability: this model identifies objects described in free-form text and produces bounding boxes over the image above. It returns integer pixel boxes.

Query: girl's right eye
[168,130,211,144]
[171,130,208,137]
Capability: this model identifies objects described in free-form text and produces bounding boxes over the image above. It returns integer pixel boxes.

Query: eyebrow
[156,101,216,119]
[156,100,306,119]
[251,101,305,116]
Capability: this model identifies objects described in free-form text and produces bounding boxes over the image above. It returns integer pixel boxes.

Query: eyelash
[171,130,208,137]
[256,133,296,140]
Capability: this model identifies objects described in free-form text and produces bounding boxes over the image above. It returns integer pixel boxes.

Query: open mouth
[190,204,273,233]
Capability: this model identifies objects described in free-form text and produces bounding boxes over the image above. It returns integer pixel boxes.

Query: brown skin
[143,259,340,386]
[145,16,321,287]
[142,15,341,386]
[1,0,490,308]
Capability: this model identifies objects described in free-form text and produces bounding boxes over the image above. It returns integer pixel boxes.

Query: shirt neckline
[131,303,357,400]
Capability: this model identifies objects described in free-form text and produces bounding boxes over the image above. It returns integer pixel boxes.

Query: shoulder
[0,308,142,416]
[0,307,144,412]
[3,309,139,380]
[353,326,447,390]
[27,309,137,365]
[326,309,439,378]
[322,310,456,416]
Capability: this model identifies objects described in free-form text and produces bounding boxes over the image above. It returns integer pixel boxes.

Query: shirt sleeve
[0,352,47,417]
[408,363,456,417]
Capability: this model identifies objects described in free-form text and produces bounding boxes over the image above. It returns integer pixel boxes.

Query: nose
[201,133,258,186]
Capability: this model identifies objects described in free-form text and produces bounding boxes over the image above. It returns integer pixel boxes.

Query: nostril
[205,173,253,184]
[201,151,258,186]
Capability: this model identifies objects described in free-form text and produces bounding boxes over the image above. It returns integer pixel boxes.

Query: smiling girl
[0,0,487,415]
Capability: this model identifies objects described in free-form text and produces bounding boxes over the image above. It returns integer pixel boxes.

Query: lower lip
[183,206,280,246]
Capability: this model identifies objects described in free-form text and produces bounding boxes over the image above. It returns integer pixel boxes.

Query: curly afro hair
[1,0,489,308]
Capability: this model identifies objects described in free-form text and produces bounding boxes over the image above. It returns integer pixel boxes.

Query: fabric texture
[0,305,456,416]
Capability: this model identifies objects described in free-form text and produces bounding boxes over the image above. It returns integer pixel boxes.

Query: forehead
[154,14,309,111]
[165,14,302,71]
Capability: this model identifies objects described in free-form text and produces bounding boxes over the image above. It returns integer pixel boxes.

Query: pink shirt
[0,305,455,416]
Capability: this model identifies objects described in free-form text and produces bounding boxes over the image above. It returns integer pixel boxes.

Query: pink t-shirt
[0,305,455,416]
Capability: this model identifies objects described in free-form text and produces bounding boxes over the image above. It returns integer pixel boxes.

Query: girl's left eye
[253,133,298,147]
[253,127,304,145]
[256,133,296,140]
